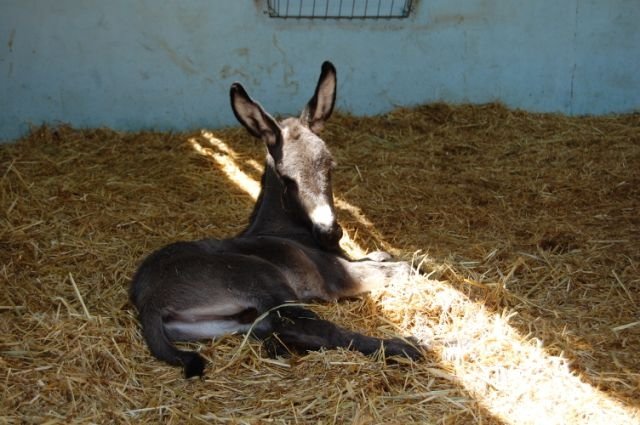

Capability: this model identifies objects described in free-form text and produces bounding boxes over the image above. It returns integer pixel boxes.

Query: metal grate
[266,0,413,19]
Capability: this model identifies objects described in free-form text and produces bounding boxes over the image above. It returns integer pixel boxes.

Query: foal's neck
[241,160,312,242]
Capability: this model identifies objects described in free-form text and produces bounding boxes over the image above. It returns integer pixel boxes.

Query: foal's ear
[300,61,337,134]
[230,83,281,146]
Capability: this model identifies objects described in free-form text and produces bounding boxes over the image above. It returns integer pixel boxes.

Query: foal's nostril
[333,225,343,241]
[313,223,343,249]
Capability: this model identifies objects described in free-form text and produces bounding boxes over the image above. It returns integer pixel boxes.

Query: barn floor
[1,104,639,424]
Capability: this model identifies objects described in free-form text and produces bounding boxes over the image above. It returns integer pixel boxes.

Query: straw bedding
[1,104,638,424]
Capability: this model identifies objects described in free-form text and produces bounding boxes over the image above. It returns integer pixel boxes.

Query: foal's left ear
[230,82,281,147]
[300,61,337,134]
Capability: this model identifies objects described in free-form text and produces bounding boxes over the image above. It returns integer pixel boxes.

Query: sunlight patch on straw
[376,276,639,425]
[189,133,261,199]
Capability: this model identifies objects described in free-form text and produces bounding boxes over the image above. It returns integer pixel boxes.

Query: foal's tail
[130,252,207,378]
[137,305,206,378]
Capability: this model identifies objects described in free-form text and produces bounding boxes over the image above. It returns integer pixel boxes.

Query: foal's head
[230,61,343,250]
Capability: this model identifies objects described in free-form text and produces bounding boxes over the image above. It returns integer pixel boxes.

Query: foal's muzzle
[313,223,343,250]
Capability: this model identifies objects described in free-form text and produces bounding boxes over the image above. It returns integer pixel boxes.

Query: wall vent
[266,0,413,19]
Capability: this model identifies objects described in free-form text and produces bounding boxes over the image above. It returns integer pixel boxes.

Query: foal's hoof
[383,338,425,361]
[365,251,393,262]
[183,353,207,378]
[262,336,293,358]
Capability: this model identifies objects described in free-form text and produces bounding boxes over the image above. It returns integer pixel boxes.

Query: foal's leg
[335,257,414,296]
[358,250,393,262]
[253,306,422,360]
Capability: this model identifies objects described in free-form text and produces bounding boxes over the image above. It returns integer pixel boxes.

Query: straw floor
[1,104,638,424]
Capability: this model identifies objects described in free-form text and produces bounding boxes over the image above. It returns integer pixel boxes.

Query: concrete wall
[1,0,638,141]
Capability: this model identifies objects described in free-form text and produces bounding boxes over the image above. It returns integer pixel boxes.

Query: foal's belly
[216,236,343,302]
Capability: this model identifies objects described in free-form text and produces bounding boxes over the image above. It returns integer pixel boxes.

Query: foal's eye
[281,176,298,192]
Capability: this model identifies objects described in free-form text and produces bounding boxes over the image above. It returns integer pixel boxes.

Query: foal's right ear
[300,61,337,134]
[230,83,281,146]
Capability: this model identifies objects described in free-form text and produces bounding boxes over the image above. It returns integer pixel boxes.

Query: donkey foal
[130,61,423,378]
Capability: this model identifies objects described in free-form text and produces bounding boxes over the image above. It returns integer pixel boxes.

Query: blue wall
[1,0,639,141]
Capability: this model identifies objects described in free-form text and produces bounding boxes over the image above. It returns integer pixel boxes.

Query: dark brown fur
[130,62,423,378]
